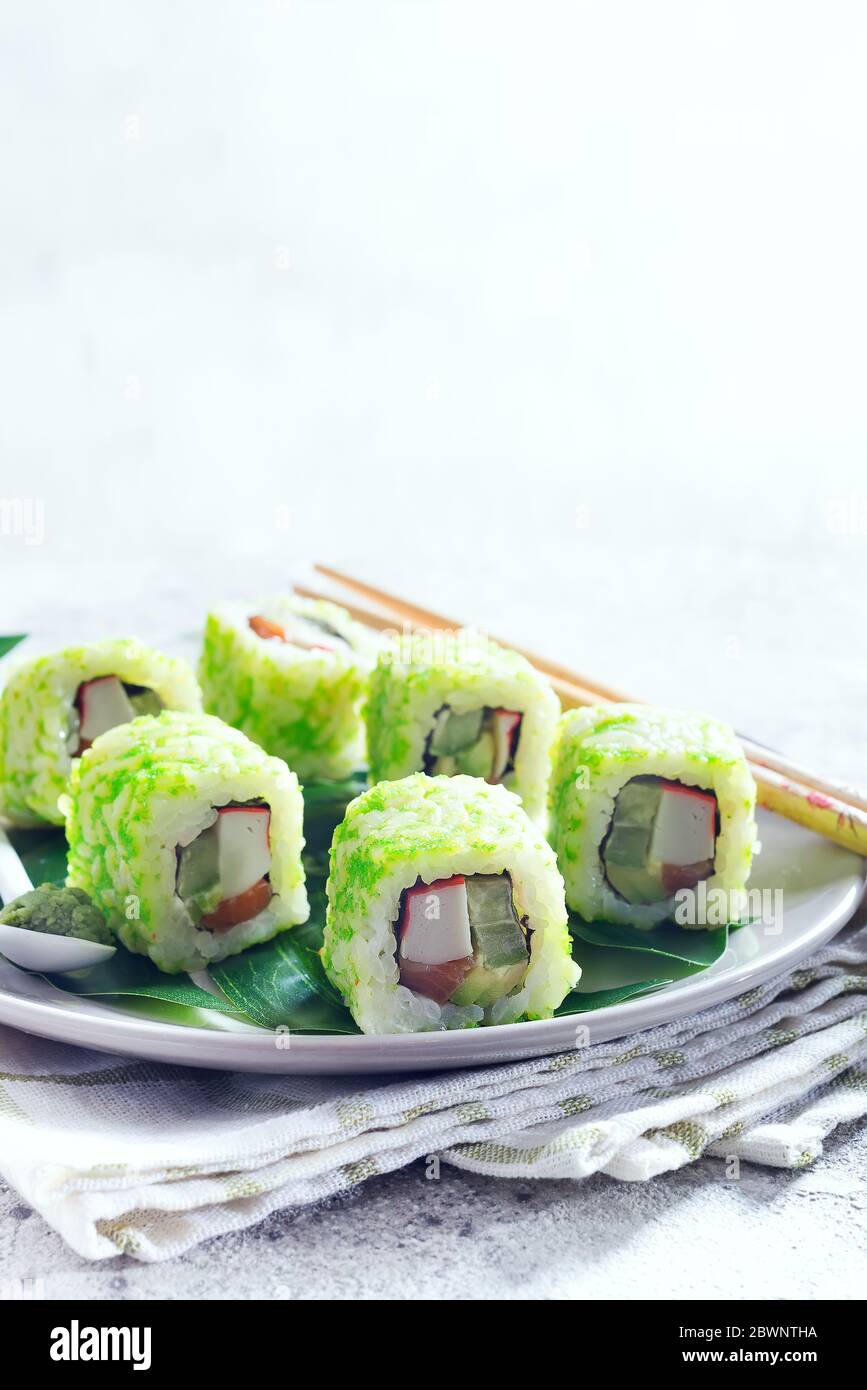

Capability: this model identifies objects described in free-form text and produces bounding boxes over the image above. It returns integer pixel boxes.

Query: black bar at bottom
[0,1297,856,1373]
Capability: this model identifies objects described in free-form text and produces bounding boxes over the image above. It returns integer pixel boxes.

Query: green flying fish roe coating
[199,596,379,781]
[365,629,559,824]
[323,773,579,1034]
[0,639,201,826]
[549,704,758,930]
[63,710,308,973]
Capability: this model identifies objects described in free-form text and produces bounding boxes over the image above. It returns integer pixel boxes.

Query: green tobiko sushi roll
[0,639,201,826]
[199,596,379,781]
[549,704,758,931]
[62,711,308,973]
[365,629,559,824]
[323,773,579,1034]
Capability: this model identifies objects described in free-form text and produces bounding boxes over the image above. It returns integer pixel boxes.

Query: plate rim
[0,871,862,1073]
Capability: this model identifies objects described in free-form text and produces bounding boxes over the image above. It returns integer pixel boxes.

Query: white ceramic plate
[0,808,862,1072]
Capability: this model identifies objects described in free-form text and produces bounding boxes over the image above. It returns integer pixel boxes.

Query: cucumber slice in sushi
[549,704,757,931]
[63,711,308,972]
[366,629,558,824]
[323,773,578,1033]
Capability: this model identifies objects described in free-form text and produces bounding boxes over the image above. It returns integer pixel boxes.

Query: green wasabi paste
[0,883,114,946]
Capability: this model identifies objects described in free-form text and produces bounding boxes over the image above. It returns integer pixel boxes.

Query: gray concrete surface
[3,1122,866,1299]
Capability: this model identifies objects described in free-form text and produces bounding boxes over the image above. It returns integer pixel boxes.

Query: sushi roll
[199,596,379,781]
[323,773,579,1033]
[63,710,308,973]
[549,704,758,930]
[365,629,559,824]
[0,639,201,826]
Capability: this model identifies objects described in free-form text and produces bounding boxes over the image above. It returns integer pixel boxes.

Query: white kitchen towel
[0,918,865,1262]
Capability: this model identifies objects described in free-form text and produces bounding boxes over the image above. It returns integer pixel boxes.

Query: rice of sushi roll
[0,639,201,826]
[365,629,559,824]
[549,704,758,930]
[63,710,308,973]
[323,773,579,1034]
[199,596,379,781]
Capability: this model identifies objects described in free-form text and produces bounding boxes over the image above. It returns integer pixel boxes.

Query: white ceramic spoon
[0,826,116,971]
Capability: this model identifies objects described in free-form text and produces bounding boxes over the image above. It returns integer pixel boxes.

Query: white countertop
[1,1,865,1297]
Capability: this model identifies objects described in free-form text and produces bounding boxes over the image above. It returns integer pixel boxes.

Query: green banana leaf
[46,949,239,1015]
[0,635,26,660]
[570,916,729,968]
[211,935,358,1034]
[556,977,673,1014]
[5,775,718,1033]
[9,826,69,887]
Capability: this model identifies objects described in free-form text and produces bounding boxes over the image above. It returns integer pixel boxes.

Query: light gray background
[1,1,865,1298]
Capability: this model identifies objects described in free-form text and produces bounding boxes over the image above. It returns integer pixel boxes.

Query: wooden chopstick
[309,566,867,857]
[744,764,867,856]
[532,666,867,816]
[314,565,867,815]
[722,743,867,815]
[314,563,631,704]
[293,584,398,634]
[297,582,607,706]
